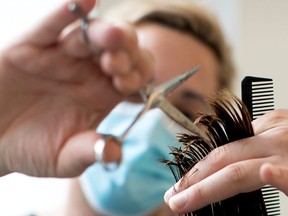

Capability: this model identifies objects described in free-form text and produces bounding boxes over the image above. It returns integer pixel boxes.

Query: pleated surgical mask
[80,101,185,216]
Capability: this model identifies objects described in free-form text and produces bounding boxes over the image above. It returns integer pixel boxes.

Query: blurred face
[136,23,219,120]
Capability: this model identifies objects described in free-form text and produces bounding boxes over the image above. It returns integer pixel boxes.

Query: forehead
[136,23,219,98]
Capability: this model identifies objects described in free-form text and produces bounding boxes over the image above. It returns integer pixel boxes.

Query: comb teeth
[262,186,281,215]
[242,76,274,120]
[242,76,280,215]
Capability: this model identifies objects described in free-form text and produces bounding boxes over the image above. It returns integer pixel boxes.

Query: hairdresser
[0,0,153,177]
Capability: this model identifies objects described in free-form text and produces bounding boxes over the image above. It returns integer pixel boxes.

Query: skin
[0,0,153,177]
[260,163,288,195]
[65,23,219,216]
[164,109,288,214]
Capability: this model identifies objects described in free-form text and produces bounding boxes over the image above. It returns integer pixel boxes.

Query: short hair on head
[101,0,235,90]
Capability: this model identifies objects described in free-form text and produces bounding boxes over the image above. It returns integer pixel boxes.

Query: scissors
[95,66,207,170]
[69,3,207,169]
[116,66,207,143]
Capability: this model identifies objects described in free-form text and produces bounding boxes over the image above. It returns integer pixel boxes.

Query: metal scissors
[116,65,207,143]
[68,2,102,54]
[68,3,207,169]
[94,66,207,170]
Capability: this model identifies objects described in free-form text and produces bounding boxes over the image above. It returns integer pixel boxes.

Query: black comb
[241,76,280,216]
[241,76,274,120]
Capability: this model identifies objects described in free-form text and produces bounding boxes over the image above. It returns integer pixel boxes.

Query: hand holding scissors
[94,66,207,170]
[70,3,206,170]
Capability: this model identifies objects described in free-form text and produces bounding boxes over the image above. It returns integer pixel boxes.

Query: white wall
[0,0,287,215]
[236,0,288,110]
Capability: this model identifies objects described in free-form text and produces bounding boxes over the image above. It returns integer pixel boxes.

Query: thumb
[56,131,122,177]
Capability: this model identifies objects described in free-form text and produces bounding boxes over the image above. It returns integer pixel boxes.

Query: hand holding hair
[164,94,288,214]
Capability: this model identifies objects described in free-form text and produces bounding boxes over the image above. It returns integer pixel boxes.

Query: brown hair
[101,0,235,90]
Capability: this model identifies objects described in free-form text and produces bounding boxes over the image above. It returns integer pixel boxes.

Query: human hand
[0,0,153,177]
[164,109,288,214]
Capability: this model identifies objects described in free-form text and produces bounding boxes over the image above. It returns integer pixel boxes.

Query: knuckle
[263,109,288,126]
[268,109,286,120]
[224,164,246,183]
[276,128,288,143]
[209,145,228,166]
[192,184,205,201]
[263,126,288,151]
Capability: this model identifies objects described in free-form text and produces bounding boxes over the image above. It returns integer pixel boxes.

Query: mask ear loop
[68,2,102,54]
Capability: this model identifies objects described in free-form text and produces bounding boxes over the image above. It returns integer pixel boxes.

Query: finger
[180,110,288,185]
[100,49,133,75]
[111,49,154,94]
[260,163,288,195]
[24,0,96,46]
[61,20,139,59]
[135,49,155,86]
[178,127,288,195]
[56,131,121,177]
[166,157,275,214]
[112,70,143,94]
[253,109,288,134]
[62,20,138,56]
[165,134,270,201]
[61,19,114,57]
[56,130,97,177]
[89,21,139,55]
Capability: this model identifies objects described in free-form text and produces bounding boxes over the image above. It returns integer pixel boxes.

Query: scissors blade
[118,104,151,142]
[154,65,200,97]
[117,66,202,143]
[158,99,208,140]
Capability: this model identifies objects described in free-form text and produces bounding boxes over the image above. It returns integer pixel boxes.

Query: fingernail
[169,193,187,211]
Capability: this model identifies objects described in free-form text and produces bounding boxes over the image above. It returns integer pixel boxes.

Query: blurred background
[0,0,287,215]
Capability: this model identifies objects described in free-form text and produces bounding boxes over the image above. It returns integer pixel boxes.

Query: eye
[180,110,197,122]
[172,102,200,122]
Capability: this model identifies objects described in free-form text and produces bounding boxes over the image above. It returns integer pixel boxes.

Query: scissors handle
[154,66,200,97]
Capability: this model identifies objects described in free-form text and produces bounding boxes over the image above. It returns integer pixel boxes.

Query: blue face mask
[80,102,183,216]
